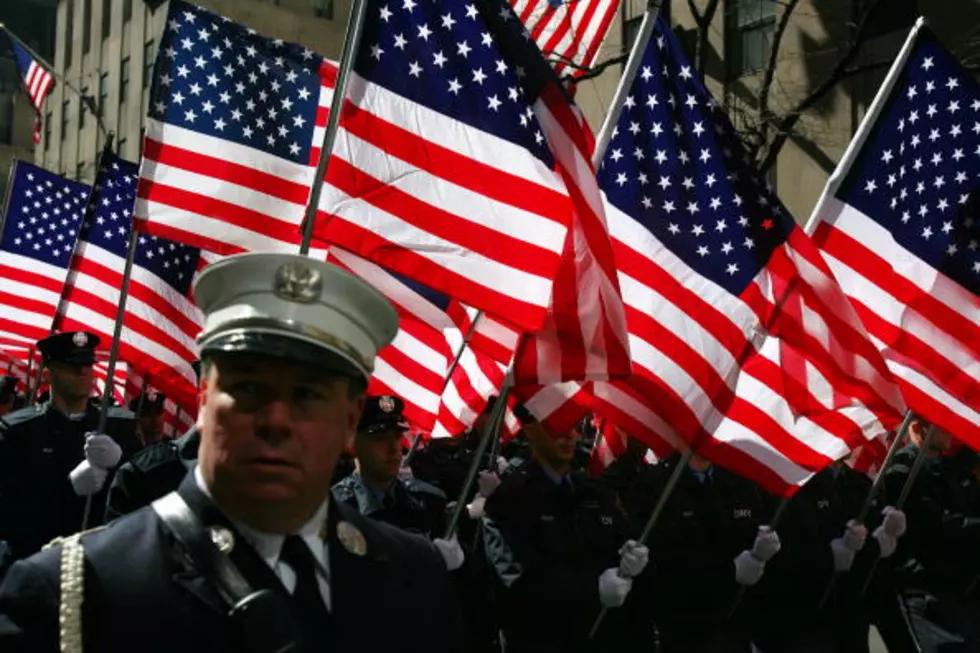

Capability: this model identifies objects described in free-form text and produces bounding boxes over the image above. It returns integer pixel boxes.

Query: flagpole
[802,18,926,235]
[172,406,183,439]
[80,226,138,531]
[0,24,108,139]
[0,160,20,242]
[815,410,913,609]
[443,311,484,391]
[442,373,512,540]
[298,0,369,255]
[589,445,695,639]
[590,0,665,167]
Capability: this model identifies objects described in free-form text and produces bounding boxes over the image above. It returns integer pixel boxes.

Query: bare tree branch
[757,0,886,172]
[687,0,721,77]
[758,0,802,123]
[566,53,630,82]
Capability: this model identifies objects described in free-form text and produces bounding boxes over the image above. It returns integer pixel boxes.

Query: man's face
[47,362,94,402]
[198,353,364,508]
[911,419,953,458]
[527,422,582,468]
[355,427,404,483]
[139,412,165,441]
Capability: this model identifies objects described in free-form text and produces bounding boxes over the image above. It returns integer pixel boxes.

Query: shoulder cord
[59,533,85,653]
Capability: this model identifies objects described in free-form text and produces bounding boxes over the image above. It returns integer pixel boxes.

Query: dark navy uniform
[482,461,640,653]
[0,400,135,563]
[332,473,448,538]
[103,427,200,523]
[0,475,465,652]
[622,455,766,652]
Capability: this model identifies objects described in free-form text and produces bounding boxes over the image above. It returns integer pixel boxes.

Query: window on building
[76,161,85,181]
[102,0,111,41]
[313,0,334,19]
[124,0,133,23]
[143,40,155,89]
[726,0,775,79]
[120,57,130,102]
[44,111,52,150]
[83,0,92,54]
[80,86,88,129]
[99,72,109,114]
[61,100,70,141]
[65,0,75,68]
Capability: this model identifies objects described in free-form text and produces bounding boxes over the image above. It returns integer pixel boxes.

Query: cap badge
[72,332,88,347]
[274,263,322,304]
[209,527,236,554]
[147,390,158,402]
[337,521,367,556]
[379,396,395,413]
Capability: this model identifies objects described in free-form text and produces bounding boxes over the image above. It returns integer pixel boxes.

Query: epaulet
[42,524,110,551]
[403,478,447,499]
[105,406,136,420]
[1,403,48,428]
[331,476,356,501]
[128,439,182,472]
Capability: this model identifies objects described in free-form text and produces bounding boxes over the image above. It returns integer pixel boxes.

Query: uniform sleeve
[0,429,27,555]
[103,462,143,523]
[481,490,601,610]
[0,557,61,652]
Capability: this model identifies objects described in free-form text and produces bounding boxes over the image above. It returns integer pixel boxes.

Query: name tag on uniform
[733,508,752,519]
[817,499,830,510]
[600,516,613,526]
[42,447,53,454]
[541,514,555,522]
[682,510,694,518]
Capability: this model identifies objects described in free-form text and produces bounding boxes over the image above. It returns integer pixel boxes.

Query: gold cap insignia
[337,521,367,556]
[72,332,88,347]
[274,263,322,304]
[379,396,395,413]
[209,527,236,554]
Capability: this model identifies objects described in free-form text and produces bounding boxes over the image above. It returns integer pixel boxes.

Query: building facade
[38,0,349,182]
[575,0,979,223]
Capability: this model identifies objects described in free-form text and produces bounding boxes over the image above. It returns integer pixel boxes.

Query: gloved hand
[84,432,122,468]
[881,506,907,538]
[733,550,765,586]
[618,540,649,578]
[842,520,868,552]
[598,568,632,607]
[830,538,856,571]
[466,495,487,519]
[69,460,108,496]
[750,526,781,562]
[433,536,465,571]
[873,526,898,558]
[477,471,501,497]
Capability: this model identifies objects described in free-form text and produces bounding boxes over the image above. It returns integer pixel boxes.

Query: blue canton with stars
[83,154,199,294]
[357,0,554,167]
[0,162,90,268]
[837,29,980,296]
[150,0,325,164]
[598,16,794,296]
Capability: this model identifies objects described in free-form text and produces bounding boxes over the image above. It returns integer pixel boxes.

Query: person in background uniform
[0,377,19,417]
[128,391,167,451]
[0,252,465,653]
[0,332,135,564]
[884,417,980,651]
[103,426,200,523]
[621,451,775,653]
[482,415,649,653]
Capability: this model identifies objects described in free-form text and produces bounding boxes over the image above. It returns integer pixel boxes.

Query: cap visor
[201,332,364,380]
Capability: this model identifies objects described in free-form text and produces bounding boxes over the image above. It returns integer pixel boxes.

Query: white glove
[750,526,781,562]
[873,526,898,558]
[842,520,868,553]
[466,495,487,519]
[477,471,501,497]
[598,568,632,607]
[830,538,856,571]
[84,432,123,468]
[733,550,766,586]
[881,506,907,538]
[618,540,649,578]
[433,536,465,571]
[69,460,108,496]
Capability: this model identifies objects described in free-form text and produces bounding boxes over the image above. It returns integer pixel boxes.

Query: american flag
[0,343,41,393]
[0,162,89,348]
[590,18,907,497]
[125,371,197,437]
[510,0,620,77]
[92,357,128,404]
[55,154,204,415]
[808,24,980,445]
[9,39,55,144]
[314,0,579,334]
[136,0,334,256]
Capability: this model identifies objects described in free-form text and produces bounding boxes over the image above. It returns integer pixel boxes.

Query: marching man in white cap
[0,253,465,653]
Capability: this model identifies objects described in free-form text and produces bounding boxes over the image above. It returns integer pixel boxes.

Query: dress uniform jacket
[482,461,638,653]
[622,455,765,648]
[103,427,200,523]
[0,473,466,653]
[0,402,136,562]
[332,473,448,539]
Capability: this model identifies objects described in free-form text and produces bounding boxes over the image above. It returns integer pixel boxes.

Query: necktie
[279,535,330,647]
